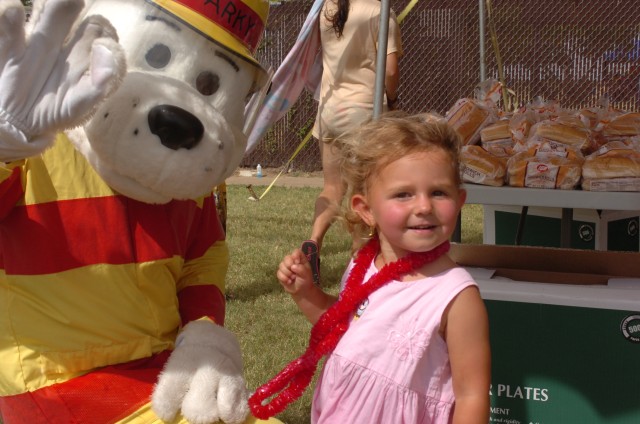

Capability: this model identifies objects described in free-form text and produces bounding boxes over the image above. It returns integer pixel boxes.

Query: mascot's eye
[145,44,172,69]
[196,71,220,96]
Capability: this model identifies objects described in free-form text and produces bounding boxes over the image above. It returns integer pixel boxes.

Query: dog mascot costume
[0,0,280,423]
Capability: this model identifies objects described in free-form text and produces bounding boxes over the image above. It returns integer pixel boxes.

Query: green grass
[224,184,483,424]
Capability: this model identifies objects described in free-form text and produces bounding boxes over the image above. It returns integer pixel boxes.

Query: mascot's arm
[152,198,250,424]
[177,239,229,326]
[0,0,125,162]
[176,193,229,327]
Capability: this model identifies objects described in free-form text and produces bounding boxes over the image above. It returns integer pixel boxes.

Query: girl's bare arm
[445,286,492,424]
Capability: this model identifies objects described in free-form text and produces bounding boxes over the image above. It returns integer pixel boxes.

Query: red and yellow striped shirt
[0,134,228,398]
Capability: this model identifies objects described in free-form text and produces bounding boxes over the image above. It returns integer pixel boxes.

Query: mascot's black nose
[148,105,204,150]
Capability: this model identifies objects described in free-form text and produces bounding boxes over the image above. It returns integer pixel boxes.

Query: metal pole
[373,0,391,118]
[479,0,486,82]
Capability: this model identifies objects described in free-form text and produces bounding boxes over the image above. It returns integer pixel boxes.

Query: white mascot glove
[152,320,250,424]
[0,0,125,161]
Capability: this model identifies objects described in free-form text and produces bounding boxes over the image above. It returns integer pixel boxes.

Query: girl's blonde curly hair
[335,111,462,252]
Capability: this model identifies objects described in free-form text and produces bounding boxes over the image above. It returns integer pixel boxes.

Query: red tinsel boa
[248,237,451,419]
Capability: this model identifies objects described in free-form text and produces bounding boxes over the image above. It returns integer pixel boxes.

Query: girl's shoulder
[425,265,479,305]
[419,255,474,280]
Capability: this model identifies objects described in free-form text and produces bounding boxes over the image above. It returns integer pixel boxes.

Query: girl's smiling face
[352,149,466,263]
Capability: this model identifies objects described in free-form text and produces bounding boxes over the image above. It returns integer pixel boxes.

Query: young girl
[250,113,490,423]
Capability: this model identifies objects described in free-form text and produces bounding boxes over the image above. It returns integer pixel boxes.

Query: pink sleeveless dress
[311,261,477,424]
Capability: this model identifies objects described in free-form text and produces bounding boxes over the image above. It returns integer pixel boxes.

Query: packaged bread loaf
[480,119,514,157]
[582,141,640,180]
[480,119,510,141]
[529,119,593,153]
[579,94,619,131]
[445,79,501,145]
[446,98,495,145]
[600,112,640,140]
[460,145,507,186]
[507,150,583,189]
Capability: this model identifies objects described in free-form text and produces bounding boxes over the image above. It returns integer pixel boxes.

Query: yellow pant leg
[115,401,284,424]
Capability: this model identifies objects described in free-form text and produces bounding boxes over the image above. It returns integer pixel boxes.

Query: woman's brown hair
[325,0,350,38]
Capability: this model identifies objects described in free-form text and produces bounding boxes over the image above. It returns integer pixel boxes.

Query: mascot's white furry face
[65,0,265,203]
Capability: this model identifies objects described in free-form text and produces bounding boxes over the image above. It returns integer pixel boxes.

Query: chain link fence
[242,0,640,171]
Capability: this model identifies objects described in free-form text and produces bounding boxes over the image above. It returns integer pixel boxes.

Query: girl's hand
[277,249,314,294]
[277,249,336,324]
